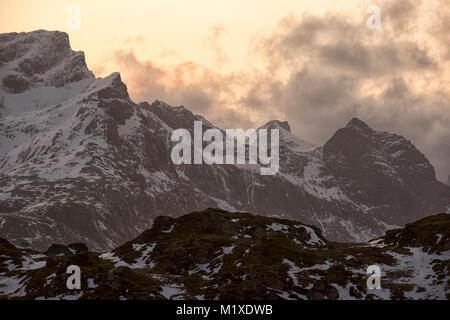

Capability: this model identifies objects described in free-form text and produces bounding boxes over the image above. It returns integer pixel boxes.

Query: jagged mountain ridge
[0,30,449,251]
[0,209,448,300]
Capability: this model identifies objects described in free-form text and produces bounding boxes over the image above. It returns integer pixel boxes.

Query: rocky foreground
[0,208,448,300]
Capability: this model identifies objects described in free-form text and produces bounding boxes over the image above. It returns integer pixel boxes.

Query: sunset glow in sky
[1,0,449,180]
[1,0,375,76]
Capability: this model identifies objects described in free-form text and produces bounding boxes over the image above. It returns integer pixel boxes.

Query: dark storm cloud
[382,0,421,32]
[255,9,436,77]
[243,0,449,181]
[316,41,435,75]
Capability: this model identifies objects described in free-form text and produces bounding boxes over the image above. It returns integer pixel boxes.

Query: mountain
[0,208,448,300]
[259,120,316,152]
[1,30,450,251]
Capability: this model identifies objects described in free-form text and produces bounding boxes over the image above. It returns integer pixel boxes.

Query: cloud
[429,0,450,60]
[203,24,229,65]
[382,0,421,32]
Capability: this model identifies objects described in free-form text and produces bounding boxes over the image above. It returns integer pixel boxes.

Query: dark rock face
[45,244,71,256]
[308,281,339,300]
[68,243,89,253]
[323,118,449,225]
[0,30,449,251]
[45,243,88,256]
[0,209,448,300]
[2,74,30,93]
[262,120,291,132]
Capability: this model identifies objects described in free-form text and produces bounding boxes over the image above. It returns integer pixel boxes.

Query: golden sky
[0,0,368,74]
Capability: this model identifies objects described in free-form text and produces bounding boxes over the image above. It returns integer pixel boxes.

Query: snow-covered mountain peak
[88,72,130,101]
[259,120,316,153]
[150,100,190,115]
[148,99,216,131]
[0,30,93,95]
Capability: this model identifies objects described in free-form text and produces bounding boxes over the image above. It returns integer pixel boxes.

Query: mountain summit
[261,120,291,132]
[0,30,93,94]
[346,117,370,130]
[1,30,449,250]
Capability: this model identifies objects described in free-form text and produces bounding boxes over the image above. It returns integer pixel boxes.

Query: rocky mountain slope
[1,30,449,251]
[0,208,448,300]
